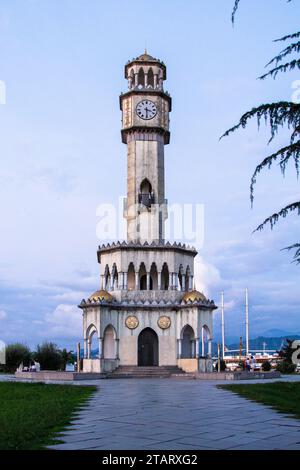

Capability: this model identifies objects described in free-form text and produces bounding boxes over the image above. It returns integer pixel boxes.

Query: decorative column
[134,73,138,87]
[100,275,105,290]
[110,275,114,291]
[177,339,182,359]
[201,328,205,356]
[195,338,199,359]
[208,339,212,358]
[154,74,158,88]
[98,337,103,359]
[119,272,124,290]
[84,338,88,359]
[144,73,148,88]
[168,272,173,290]
[157,271,161,290]
[87,339,91,359]
[135,272,139,290]
[115,339,119,359]
[124,272,128,290]
[146,272,150,290]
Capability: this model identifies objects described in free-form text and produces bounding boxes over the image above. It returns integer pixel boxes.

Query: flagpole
[221,291,225,359]
[245,288,249,357]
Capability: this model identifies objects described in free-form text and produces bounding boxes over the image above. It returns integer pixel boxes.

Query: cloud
[42,304,82,340]
[194,256,221,298]
[0,310,7,320]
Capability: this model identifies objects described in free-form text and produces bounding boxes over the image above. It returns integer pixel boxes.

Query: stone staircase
[107,365,189,379]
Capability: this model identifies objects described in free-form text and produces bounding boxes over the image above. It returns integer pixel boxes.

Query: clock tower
[80,52,216,376]
[120,52,172,243]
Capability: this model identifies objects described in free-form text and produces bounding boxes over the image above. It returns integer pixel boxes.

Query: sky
[0,0,299,349]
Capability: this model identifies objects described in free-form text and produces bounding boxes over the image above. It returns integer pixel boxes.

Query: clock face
[136,100,157,120]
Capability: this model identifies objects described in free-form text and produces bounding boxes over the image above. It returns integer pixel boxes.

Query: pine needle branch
[250,141,300,204]
[254,202,300,232]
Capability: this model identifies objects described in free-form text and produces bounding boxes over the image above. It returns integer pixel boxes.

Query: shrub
[276,360,296,374]
[4,343,32,373]
[262,361,271,372]
[34,342,62,371]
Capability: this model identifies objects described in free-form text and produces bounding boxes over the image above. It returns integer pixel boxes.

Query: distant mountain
[227,335,300,353]
[261,328,300,338]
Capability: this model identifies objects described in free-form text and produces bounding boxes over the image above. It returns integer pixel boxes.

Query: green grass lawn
[220,381,300,420]
[0,382,96,450]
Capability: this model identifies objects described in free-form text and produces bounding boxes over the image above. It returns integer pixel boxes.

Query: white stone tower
[121,52,170,243]
[80,52,216,376]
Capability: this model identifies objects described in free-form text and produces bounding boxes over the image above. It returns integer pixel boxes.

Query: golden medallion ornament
[125,315,139,330]
[157,316,171,330]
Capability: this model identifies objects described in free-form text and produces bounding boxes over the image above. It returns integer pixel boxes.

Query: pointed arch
[139,262,147,290]
[139,178,154,207]
[103,324,116,359]
[138,67,145,88]
[181,325,195,359]
[161,262,169,290]
[147,67,154,88]
[127,262,135,290]
[150,262,158,290]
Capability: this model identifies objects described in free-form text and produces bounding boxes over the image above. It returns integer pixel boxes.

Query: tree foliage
[34,342,62,371]
[224,0,300,263]
[3,343,32,373]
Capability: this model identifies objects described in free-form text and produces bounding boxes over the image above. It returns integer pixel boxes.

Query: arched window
[138,67,145,88]
[139,178,154,208]
[147,68,154,88]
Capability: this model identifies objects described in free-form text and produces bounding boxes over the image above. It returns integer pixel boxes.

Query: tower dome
[89,289,114,302]
[182,290,207,303]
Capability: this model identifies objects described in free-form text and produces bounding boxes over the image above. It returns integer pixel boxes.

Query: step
[107,365,186,379]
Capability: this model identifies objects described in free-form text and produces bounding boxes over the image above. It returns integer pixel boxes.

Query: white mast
[245,288,249,356]
[221,291,225,359]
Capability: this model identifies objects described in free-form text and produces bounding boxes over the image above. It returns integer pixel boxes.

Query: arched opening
[111,263,118,290]
[138,328,159,366]
[139,178,154,208]
[147,67,154,88]
[127,262,135,290]
[103,325,116,359]
[201,325,211,357]
[161,262,169,290]
[104,265,110,290]
[178,265,183,291]
[86,324,98,359]
[150,263,158,290]
[139,262,147,290]
[138,67,145,88]
[185,266,191,291]
[181,325,195,359]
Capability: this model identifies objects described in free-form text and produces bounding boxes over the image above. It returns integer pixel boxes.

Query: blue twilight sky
[0,0,299,349]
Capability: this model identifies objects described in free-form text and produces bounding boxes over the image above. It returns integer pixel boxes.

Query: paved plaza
[44,377,300,450]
